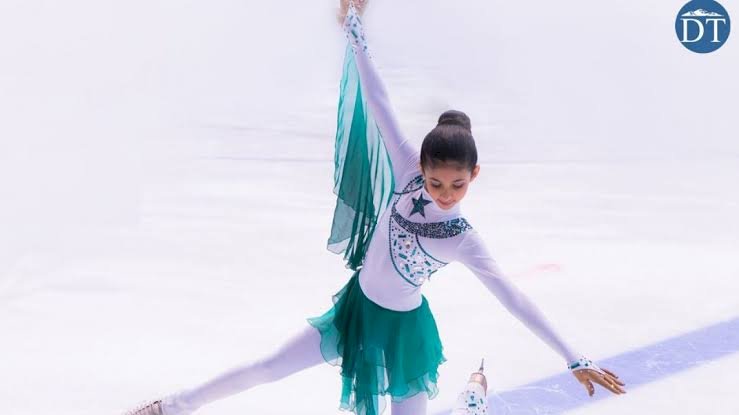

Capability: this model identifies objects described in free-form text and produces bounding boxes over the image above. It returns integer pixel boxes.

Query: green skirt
[306,270,447,415]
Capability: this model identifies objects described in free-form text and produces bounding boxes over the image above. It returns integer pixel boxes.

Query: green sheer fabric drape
[326,44,395,271]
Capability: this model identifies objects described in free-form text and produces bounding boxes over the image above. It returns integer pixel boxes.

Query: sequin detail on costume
[388,174,473,287]
[343,3,370,57]
[389,219,447,287]
[394,174,424,195]
[392,207,472,239]
[409,194,431,218]
[457,389,488,415]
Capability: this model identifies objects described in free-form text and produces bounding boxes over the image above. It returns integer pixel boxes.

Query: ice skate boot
[121,398,163,415]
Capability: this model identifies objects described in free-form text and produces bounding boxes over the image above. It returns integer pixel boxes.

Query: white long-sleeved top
[342,3,582,365]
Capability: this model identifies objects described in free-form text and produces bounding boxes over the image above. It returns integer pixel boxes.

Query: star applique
[409,194,432,218]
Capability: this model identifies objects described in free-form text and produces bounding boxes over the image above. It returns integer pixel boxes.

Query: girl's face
[419,162,480,210]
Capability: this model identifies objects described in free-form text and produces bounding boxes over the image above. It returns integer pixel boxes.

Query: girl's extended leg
[391,392,428,415]
[161,323,324,415]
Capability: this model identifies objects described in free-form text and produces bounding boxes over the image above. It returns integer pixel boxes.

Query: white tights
[160,324,429,415]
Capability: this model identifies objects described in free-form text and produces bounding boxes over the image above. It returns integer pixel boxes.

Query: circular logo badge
[676,0,731,53]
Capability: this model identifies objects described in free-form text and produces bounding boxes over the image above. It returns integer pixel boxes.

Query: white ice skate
[121,398,164,415]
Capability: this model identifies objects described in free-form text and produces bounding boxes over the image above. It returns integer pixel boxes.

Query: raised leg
[391,391,428,415]
[161,324,325,415]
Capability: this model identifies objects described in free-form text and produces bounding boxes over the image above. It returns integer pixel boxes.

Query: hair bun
[437,110,471,133]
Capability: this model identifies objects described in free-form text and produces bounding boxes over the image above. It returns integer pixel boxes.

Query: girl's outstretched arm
[454,229,626,396]
[340,1,420,183]
[455,229,583,364]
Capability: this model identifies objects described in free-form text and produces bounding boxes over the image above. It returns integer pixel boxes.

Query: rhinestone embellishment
[389,216,447,287]
[343,3,370,56]
[387,174,473,287]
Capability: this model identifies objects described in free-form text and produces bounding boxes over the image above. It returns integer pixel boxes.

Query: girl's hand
[573,366,627,396]
[337,0,369,26]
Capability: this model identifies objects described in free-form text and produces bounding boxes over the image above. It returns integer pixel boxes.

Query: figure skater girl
[122,1,626,414]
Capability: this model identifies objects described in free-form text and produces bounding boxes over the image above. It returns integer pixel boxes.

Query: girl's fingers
[593,373,627,394]
[574,368,626,396]
[600,367,626,386]
[601,367,619,379]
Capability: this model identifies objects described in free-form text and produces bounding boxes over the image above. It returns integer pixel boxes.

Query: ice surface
[1,1,737,414]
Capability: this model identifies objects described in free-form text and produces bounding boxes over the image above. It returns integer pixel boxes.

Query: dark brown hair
[420,110,477,171]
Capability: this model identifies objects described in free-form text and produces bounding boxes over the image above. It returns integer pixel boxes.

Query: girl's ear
[470,164,481,181]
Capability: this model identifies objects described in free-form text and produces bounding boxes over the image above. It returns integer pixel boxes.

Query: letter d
[681,18,705,42]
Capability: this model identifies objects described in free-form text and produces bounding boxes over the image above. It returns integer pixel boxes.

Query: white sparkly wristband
[567,357,606,375]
